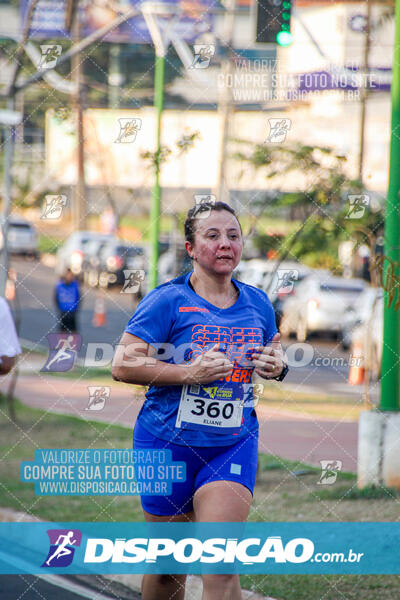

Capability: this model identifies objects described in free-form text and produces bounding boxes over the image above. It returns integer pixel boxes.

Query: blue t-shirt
[56,281,80,313]
[125,271,278,447]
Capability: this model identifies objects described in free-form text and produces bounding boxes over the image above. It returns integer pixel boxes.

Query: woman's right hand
[183,343,234,384]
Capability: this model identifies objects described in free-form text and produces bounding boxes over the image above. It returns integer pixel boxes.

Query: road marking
[37,573,118,600]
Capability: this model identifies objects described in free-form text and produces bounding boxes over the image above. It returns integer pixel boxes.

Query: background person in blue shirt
[54,268,80,333]
[113,201,287,600]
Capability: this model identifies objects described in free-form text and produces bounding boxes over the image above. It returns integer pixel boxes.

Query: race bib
[175,384,244,433]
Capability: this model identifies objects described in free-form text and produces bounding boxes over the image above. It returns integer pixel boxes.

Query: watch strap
[274,361,289,382]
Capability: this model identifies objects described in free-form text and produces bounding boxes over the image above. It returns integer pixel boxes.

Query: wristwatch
[273,360,289,382]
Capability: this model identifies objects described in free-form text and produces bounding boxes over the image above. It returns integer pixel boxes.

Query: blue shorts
[132,420,259,516]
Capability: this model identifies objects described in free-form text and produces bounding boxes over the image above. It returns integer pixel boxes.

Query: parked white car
[280,273,366,341]
[341,287,383,349]
[236,259,312,298]
[235,259,267,289]
[56,231,117,277]
[350,292,383,380]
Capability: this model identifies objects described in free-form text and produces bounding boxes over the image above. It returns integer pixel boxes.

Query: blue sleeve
[124,287,175,345]
[74,282,81,303]
[54,283,60,307]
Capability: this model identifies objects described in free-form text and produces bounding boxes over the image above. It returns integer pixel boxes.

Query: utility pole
[108,44,123,109]
[380,0,400,411]
[142,4,179,290]
[149,49,164,289]
[72,2,86,229]
[357,0,400,490]
[214,0,235,204]
[358,0,372,183]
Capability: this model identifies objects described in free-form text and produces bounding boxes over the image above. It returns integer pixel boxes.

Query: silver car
[56,231,117,277]
[0,214,39,258]
[280,273,366,341]
[341,287,383,350]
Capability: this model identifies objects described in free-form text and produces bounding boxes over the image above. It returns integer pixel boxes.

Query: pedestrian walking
[54,268,80,333]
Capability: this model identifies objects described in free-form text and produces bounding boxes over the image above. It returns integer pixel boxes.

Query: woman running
[112,200,288,600]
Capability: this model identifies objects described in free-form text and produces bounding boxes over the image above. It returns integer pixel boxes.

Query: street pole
[357,0,372,183]
[142,3,180,290]
[214,0,235,204]
[108,44,122,109]
[0,98,16,297]
[380,0,400,411]
[149,51,165,290]
[72,9,86,230]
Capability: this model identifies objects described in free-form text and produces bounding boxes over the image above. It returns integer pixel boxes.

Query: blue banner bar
[0,522,399,574]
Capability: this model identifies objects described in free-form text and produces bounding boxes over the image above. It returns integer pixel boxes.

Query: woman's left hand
[250,333,284,379]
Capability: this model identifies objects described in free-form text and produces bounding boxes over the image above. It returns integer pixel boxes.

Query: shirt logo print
[188,325,263,365]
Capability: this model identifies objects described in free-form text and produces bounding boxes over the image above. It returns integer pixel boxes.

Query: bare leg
[141,509,194,600]
[193,480,253,600]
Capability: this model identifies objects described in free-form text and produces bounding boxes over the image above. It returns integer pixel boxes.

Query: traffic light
[256,0,293,46]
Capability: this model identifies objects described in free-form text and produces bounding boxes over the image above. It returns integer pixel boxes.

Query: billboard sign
[45,108,223,189]
[20,0,215,43]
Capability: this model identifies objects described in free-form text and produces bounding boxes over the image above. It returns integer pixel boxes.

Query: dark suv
[98,241,147,293]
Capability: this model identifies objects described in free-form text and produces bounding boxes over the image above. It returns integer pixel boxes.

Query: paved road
[0,575,140,600]
[10,256,378,402]
[10,256,137,349]
[0,576,91,600]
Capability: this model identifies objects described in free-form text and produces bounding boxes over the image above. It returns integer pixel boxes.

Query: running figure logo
[38,45,62,69]
[115,118,142,143]
[317,460,342,485]
[266,118,291,143]
[189,45,215,69]
[86,386,110,411]
[241,383,264,408]
[41,334,82,372]
[345,194,370,219]
[194,195,216,219]
[41,195,67,220]
[42,529,82,568]
[121,270,145,294]
[273,269,298,295]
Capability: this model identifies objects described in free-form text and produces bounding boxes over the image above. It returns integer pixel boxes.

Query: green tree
[233,139,383,271]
